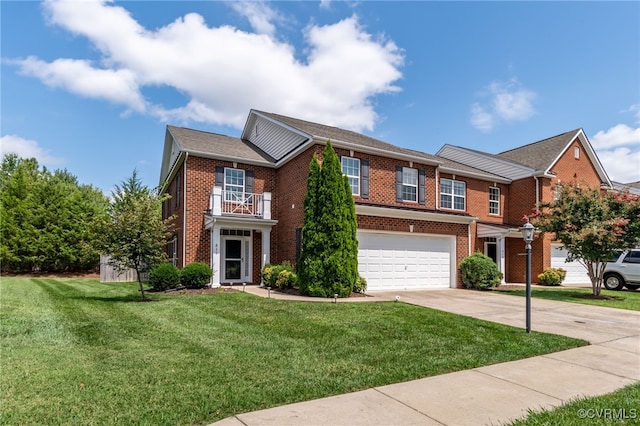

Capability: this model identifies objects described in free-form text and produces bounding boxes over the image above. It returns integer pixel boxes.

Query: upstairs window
[441,178,466,211]
[402,167,418,202]
[489,186,500,215]
[574,146,580,159]
[341,157,360,196]
[224,168,245,202]
[553,183,563,204]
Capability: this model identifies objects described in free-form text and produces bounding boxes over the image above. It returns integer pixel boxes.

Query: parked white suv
[603,249,640,291]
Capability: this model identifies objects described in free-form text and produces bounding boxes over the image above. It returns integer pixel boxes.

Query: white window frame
[574,146,580,159]
[341,157,360,196]
[489,186,500,215]
[402,167,418,202]
[440,178,466,211]
[224,168,245,202]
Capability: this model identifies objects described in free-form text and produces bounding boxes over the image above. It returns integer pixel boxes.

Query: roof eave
[356,204,478,224]
[315,136,442,166]
[437,166,511,184]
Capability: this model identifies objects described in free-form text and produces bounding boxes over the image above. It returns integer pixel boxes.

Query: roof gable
[248,110,443,166]
[497,129,579,171]
[158,125,274,186]
[497,128,611,185]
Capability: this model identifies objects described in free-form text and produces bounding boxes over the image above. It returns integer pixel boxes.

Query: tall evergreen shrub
[298,142,358,297]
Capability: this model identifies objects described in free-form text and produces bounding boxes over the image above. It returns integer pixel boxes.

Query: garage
[357,231,455,291]
[551,243,590,284]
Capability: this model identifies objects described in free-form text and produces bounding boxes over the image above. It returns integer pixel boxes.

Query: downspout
[533,175,540,211]
[182,152,188,268]
[435,167,440,210]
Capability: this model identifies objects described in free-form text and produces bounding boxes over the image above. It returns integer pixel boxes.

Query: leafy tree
[298,142,358,297]
[96,170,174,300]
[531,182,640,296]
[0,154,108,273]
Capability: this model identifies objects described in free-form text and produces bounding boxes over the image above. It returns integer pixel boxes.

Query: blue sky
[2,0,639,194]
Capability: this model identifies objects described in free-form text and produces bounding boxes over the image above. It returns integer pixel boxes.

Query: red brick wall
[506,177,538,225]
[334,148,438,209]
[272,145,320,265]
[162,163,185,268]
[505,236,545,283]
[553,139,603,186]
[162,155,276,282]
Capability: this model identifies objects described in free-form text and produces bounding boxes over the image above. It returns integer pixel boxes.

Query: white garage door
[551,244,589,284]
[357,232,454,291]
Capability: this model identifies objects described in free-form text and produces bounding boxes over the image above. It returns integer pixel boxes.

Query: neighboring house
[159,110,612,290]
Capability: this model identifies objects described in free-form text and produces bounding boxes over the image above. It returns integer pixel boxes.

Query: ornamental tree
[531,182,640,296]
[95,170,174,300]
[298,141,359,297]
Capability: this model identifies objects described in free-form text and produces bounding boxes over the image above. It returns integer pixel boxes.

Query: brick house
[159,110,612,290]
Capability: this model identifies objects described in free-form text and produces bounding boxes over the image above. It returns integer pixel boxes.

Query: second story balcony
[209,187,272,220]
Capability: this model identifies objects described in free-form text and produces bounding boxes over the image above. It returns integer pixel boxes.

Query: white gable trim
[546,129,612,187]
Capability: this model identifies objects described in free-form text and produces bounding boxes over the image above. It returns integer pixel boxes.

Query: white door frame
[221,234,252,283]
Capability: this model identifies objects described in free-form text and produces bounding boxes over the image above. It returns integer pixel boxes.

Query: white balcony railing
[209,187,271,219]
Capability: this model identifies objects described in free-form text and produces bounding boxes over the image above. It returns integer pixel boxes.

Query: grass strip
[495,286,640,311]
[509,382,640,425]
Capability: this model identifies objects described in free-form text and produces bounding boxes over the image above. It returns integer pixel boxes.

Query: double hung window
[489,187,500,215]
[402,167,418,202]
[441,178,466,210]
[224,168,245,202]
[341,157,361,196]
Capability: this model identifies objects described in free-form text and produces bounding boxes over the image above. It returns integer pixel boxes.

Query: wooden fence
[100,255,148,283]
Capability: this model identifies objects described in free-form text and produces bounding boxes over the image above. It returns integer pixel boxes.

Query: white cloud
[470,78,537,131]
[15,56,146,112]
[11,0,404,133]
[596,146,640,183]
[621,103,640,124]
[229,1,280,36]
[470,104,493,132]
[591,123,640,183]
[590,124,640,150]
[0,135,65,166]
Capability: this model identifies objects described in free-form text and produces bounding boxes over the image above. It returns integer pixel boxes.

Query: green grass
[1,277,587,425]
[509,382,640,425]
[496,286,640,311]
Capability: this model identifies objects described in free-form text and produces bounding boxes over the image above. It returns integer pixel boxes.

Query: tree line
[1,154,109,273]
[1,154,173,280]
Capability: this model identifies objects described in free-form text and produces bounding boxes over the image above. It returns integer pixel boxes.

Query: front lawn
[1,277,586,425]
[509,381,640,425]
[496,286,640,311]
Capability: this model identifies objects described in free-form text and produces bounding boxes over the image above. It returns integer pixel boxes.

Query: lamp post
[521,220,535,333]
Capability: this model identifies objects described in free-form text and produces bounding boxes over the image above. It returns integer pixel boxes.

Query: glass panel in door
[224,239,242,280]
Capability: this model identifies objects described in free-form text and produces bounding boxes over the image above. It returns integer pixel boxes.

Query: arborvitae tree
[298,142,358,297]
[298,153,322,295]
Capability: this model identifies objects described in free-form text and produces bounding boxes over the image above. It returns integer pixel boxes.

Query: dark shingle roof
[255,110,443,165]
[167,125,274,163]
[497,129,580,171]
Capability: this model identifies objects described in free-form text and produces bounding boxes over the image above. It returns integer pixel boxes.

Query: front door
[222,236,251,283]
[485,240,498,264]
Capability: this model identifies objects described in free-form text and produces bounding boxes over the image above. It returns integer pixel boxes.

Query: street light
[521,220,535,333]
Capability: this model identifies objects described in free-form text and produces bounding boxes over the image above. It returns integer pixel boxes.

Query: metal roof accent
[437,144,537,180]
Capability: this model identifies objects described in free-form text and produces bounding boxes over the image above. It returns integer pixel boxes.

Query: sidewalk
[212,287,640,426]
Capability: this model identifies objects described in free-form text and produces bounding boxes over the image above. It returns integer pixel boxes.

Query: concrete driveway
[212,288,640,426]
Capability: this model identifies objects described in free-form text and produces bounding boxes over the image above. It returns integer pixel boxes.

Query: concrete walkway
[212,287,640,426]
